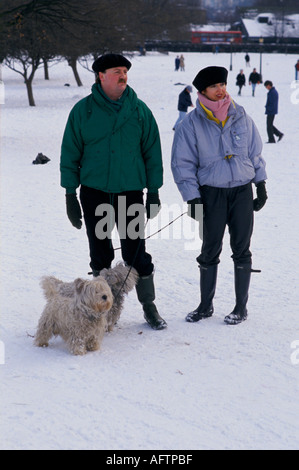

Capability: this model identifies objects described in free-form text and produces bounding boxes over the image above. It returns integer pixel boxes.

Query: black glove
[253,181,268,212]
[187,198,203,221]
[66,193,82,229]
[145,192,161,219]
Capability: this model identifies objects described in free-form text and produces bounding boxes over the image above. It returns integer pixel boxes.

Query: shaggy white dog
[34,263,138,355]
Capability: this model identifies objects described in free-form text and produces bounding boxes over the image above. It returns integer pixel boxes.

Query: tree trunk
[25,78,35,106]
[68,58,83,87]
[43,58,49,80]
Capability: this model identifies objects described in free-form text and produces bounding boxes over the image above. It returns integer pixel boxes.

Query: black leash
[113,212,188,299]
[89,212,187,300]
[114,210,187,251]
[89,210,262,286]
[112,212,191,299]
[113,218,149,301]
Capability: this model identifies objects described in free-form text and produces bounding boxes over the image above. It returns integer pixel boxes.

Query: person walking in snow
[60,53,166,330]
[171,66,268,325]
[295,59,299,80]
[249,68,262,97]
[175,56,180,71]
[236,69,246,95]
[179,55,185,71]
[245,53,250,67]
[264,80,284,143]
[173,85,194,130]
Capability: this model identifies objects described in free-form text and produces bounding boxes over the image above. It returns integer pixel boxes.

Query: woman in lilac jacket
[171,66,268,325]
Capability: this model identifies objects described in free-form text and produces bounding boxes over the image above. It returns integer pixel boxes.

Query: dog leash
[108,219,150,302]
[89,210,262,282]
[114,210,187,251]
[93,212,187,300]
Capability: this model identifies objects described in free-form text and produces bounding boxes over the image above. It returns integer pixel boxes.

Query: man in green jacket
[60,53,166,330]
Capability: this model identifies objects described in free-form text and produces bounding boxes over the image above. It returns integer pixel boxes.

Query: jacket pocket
[232,157,255,183]
[230,128,247,152]
[198,160,231,187]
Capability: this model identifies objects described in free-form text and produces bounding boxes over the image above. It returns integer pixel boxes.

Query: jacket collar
[90,83,138,134]
[91,83,137,110]
[197,99,236,126]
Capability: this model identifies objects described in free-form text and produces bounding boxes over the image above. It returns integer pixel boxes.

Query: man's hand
[66,193,82,229]
[146,192,161,219]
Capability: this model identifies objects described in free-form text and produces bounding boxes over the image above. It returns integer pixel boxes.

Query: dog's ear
[99,268,108,278]
[74,278,86,294]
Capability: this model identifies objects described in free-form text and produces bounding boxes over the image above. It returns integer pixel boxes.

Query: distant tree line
[206,0,299,25]
[0,0,205,106]
[252,0,298,13]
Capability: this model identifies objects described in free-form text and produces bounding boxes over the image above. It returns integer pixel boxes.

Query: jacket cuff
[65,187,77,195]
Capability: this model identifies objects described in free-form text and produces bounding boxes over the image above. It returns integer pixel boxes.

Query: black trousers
[266,114,281,142]
[80,186,154,276]
[197,184,254,267]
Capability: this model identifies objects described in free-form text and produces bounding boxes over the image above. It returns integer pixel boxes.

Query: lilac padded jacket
[171,99,267,201]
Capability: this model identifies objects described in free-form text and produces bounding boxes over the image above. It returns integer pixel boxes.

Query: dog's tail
[40,276,63,300]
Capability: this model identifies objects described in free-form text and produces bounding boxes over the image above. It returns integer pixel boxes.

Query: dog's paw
[86,338,100,352]
[35,341,49,348]
[72,349,87,356]
[70,344,88,355]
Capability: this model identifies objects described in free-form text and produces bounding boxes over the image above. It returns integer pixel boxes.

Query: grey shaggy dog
[99,263,139,332]
[34,263,138,355]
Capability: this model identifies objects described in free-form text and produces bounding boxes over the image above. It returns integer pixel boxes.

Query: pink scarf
[198,92,231,121]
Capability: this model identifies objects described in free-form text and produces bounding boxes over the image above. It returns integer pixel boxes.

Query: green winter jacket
[60,83,163,194]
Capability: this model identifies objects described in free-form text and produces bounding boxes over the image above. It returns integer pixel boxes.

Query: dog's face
[74,278,113,314]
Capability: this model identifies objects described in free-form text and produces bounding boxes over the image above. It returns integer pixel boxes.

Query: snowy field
[0,51,298,450]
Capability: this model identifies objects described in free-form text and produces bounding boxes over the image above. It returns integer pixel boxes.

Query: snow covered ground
[0,51,298,450]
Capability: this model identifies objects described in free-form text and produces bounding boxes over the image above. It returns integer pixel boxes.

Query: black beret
[92,54,132,73]
[193,66,228,92]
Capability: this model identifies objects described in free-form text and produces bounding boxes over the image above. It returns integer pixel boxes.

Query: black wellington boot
[186,265,218,322]
[136,274,167,330]
[92,269,100,278]
[224,264,251,325]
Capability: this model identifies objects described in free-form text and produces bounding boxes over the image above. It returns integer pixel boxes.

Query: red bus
[191,31,242,45]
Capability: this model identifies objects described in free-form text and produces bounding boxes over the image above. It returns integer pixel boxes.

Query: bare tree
[0,0,206,105]
[2,8,45,106]
[0,0,92,103]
